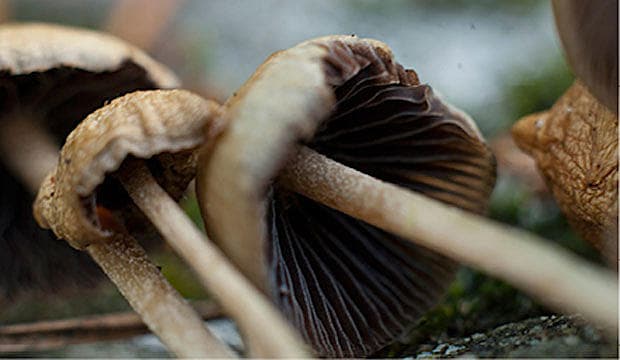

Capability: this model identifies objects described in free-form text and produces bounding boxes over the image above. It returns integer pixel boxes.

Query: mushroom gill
[263,39,495,357]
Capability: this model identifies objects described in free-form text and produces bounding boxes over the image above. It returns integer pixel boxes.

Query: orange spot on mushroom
[95,206,125,233]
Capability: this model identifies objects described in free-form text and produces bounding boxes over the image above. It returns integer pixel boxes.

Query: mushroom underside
[79,152,196,243]
[267,46,495,357]
[0,61,162,297]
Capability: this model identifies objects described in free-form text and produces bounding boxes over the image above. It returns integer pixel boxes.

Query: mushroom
[33,90,234,357]
[0,22,176,300]
[0,23,232,357]
[512,81,618,265]
[198,35,618,356]
[34,89,309,358]
[552,0,617,112]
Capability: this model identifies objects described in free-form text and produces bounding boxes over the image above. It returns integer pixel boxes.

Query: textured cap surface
[513,81,618,264]
[35,90,221,249]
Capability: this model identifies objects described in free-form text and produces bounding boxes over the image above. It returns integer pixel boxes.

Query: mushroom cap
[34,89,220,249]
[0,22,177,84]
[0,22,179,297]
[552,0,618,112]
[512,81,618,265]
[198,35,496,357]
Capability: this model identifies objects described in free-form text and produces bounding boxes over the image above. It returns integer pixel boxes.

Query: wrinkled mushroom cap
[198,35,495,356]
[0,22,180,297]
[512,81,618,264]
[35,90,221,249]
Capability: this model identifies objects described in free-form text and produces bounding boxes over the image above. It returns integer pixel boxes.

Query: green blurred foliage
[151,249,209,300]
[504,58,574,124]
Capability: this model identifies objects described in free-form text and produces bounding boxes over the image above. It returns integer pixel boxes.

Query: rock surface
[411,315,616,358]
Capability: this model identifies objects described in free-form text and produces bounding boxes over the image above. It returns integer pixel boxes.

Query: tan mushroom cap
[35,89,221,249]
[198,35,495,356]
[512,81,618,265]
[0,22,177,86]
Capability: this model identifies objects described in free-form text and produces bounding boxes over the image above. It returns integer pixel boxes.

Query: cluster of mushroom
[1,21,617,358]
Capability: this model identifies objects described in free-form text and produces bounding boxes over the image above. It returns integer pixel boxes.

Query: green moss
[150,250,208,300]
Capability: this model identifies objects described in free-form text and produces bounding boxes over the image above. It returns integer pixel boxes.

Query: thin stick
[0,301,222,353]
[118,160,310,358]
[281,147,618,335]
[104,0,182,50]
[0,117,234,358]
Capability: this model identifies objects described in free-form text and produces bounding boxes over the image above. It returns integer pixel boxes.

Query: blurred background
[0,0,610,357]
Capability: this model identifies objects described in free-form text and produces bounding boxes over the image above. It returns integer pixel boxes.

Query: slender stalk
[0,116,234,358]
[281,147,618,335]
[87,235,233,358]
[118,160,310,358]
[104,0,182,50]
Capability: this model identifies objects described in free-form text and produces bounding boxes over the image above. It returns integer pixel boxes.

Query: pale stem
[118,160,311,358]
[281,147,619,336]
[87,236,234,358]
[0,116,234,358]
[104,0,182,50]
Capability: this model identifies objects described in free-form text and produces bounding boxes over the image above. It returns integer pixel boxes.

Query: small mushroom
[0,22,177,300]
[198,35,618,356]
[34,90,234,358]
[35,89,309,358]
[552,0,617,112]
[512,81,618,265]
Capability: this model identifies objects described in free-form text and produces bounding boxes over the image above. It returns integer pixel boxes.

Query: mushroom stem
[87,235,234,358]
[281,147,619,335]
[0,118,234,358]
[0,115,59,192]
[117,160,310,358]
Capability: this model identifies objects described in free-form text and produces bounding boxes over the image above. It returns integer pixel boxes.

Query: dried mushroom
[0,22,177,300]
[34,90,233,358]
[199,35,495,357]
[35,89,308,358]
[512,82,618,265]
